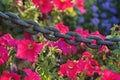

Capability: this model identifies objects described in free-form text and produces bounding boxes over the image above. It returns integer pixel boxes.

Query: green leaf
[113,49,120,54]
[2,0,9,5]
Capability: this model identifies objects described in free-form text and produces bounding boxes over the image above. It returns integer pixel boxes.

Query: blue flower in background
[93,13,99,17]
[102,2,111,10]
[77,0,119,35]
[101,20,112,35]
[105,24,112,35]
[91,5,99,12]
[101,20,110,27]
[111,16,119,24]
[100,13,107,18]
[91,17,100,26]
[78,17,84,23]
[109,8,118,14]
[97,0,103,3]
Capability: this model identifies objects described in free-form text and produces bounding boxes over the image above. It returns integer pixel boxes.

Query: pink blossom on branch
[16,39,43,62]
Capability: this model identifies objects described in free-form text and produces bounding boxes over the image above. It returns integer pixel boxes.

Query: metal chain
[0,11,120,50]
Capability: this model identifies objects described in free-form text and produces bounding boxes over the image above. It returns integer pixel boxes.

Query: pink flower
[57,39,77,55]
[84,60,101,76]
[90,31,108,52]
[23,32,33,40]
[24,69,41,80]
[90,31,105,40]
[58,60,81,80]
[16,39,43,62]
[54,23,77,55]
[15,0,19,2]
[0,31,2,35]
[75,27,90,46]
[101,69,120,80]
[75,0,85,14]
[81,51,93,60]
[0,33,14,46]
[78,52,102,76]
[32,0,53,14]
[0,71,21,80]
[54,22,69,34]
[47,22,77,55]
[53,0,73,11]
[0,46,9,66]
[75,27,89,38]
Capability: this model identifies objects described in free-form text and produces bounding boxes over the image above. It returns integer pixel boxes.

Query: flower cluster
[0,69,41,80]
[0,33,42,79]
[78,0,120,35]
[58,51,101,79]
[0,23,120,80]
[17,0,85,14]
[58,51,120,80]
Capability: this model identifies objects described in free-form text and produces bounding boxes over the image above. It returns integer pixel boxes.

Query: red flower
[57,39,77,55]
[101,69,120,80]
[0,71,21,80]
[75,27,90,38]
[84,60,101,76]
[24,68,41,80]
[75,0,85,14]
[90,31,105,40]
[15,0,19,2]
[54,22,69,34]
[75,27,90,46]
[78,52,102,76]
[0,33,14,47]
[0,31,2,35]
[53,0,73,11]
[90,31,108,52]
[81,51,93,60]
[46,22,77,55]
[23,32,33,40]
[58,60,81,79]
[0,46,9,66]
[32,0,53,14]
[16,39,43,62]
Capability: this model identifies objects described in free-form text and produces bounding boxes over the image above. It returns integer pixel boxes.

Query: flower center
[10,77,14,80]
[28,44,34,50]
[68,64,73,69]
[60,0,66,2]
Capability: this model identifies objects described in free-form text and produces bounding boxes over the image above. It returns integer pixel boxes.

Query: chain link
[0,11,120,50]
[64,32,81,45]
